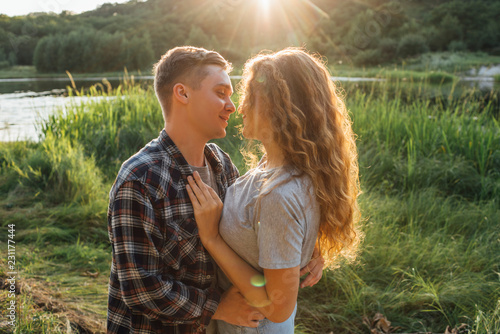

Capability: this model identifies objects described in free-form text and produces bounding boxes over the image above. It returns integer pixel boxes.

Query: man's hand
[299,246,325,288]
[212,286,265,328]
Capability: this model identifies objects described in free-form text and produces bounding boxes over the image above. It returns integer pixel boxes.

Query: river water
[0,77,139,142]
[0,73,498,142]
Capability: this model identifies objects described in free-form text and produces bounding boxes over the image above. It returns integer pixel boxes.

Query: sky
[0,0,131,16]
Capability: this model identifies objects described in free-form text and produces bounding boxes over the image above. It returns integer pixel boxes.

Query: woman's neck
[262,142,285,170]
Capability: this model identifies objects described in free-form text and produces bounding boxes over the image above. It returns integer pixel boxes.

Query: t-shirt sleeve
[256,190,305,269]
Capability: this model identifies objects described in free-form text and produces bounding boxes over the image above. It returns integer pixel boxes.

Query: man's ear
[173,83,189,105]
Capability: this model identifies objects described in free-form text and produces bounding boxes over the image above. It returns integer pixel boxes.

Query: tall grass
[0,74,498,333]
[348,79,500,200]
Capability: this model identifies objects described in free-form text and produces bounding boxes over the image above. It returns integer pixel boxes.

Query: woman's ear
[173,83,189,104]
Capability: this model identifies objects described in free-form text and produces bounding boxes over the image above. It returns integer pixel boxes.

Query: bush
[353,49,382,66]
[426,71,456,84]
[448,40,467,52]
[2,133,105,204]
[423,26,445,51]
[378,38,398,62]
[398,34,429,58]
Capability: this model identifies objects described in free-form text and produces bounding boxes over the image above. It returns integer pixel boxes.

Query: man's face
[186,65,235,141]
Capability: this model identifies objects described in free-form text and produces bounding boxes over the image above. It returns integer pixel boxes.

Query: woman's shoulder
[269,167,312,190]
[261,168,315,204]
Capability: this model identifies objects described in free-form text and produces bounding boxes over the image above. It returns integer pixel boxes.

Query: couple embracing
[107,46,361,334]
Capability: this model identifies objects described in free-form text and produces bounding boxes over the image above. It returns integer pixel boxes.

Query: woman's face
[240,88,272,143]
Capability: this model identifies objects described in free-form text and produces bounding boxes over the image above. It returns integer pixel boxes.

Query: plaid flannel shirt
[107,129,239,334]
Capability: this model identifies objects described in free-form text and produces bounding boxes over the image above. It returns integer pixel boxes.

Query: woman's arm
[186,172,298,322]
[203,234,300,322]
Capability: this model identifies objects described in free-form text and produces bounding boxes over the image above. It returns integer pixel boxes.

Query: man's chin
[212,130,227,140]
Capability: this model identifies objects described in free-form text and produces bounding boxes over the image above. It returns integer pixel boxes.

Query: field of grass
[0,73,499,333]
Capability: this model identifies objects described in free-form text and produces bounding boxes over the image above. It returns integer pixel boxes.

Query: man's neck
[164,123,206,167]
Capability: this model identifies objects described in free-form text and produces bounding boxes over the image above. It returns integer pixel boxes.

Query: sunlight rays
[171,0,331,54]
[254,0,330,46]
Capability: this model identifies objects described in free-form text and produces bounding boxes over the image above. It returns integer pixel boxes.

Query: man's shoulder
[206,143,239,177]
[122,141,169,178]
[206,142,229,160]
[110,139,175,199]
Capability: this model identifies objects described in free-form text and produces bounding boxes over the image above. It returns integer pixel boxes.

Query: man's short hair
[153,46,232,116]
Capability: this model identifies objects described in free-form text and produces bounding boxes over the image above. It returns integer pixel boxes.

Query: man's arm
[299,244,325,288]
[110,180,221,328]
[212,286,264,328]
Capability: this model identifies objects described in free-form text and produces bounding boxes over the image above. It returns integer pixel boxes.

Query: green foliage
[0,291,68,333]
[1,134,105,205]
[378,38,398,62]
[1,75,499,333]
[353,49,382,66]
[398,34,429,58]
[438,14,463,50]
[2,0,500,70]
[471,301,500,334]
[401,52,500,73]
[448,40,467,52]
[50,239,110,273]
[429,0,500,50]
[33,27,154,73]
[185,26,219,50]
[40,80,163,177]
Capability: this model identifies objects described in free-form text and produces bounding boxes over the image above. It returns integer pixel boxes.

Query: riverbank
[1,79,498,333]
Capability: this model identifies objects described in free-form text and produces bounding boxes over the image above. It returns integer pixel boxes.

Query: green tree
[185,26,211,49]
[57,30,85,72]
[398,34,429,58]
[33,36,50,72]
[123,33,155,70]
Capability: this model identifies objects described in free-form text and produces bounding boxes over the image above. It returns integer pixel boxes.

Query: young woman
[186,48,361,333]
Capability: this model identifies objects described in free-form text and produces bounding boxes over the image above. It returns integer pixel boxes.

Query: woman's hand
[185,171,223,243]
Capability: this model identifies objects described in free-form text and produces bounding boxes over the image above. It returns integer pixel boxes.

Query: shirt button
[206,275,211,279]
[177,236,182,241]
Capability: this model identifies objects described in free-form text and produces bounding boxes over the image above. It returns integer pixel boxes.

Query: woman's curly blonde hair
[238,48,362,268]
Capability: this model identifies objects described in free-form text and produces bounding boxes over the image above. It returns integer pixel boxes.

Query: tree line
[0,0,499,72]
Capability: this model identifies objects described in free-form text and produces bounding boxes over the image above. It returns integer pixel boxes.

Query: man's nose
[226,98,236,113]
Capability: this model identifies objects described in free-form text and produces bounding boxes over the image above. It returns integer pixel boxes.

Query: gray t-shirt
[190,160,217,192]
[218,165,320,291]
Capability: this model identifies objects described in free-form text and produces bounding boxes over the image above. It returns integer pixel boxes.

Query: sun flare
[258,0,272,7]
[258,0,272,16]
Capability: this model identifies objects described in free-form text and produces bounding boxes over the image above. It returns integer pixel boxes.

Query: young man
[107,46,323,333]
